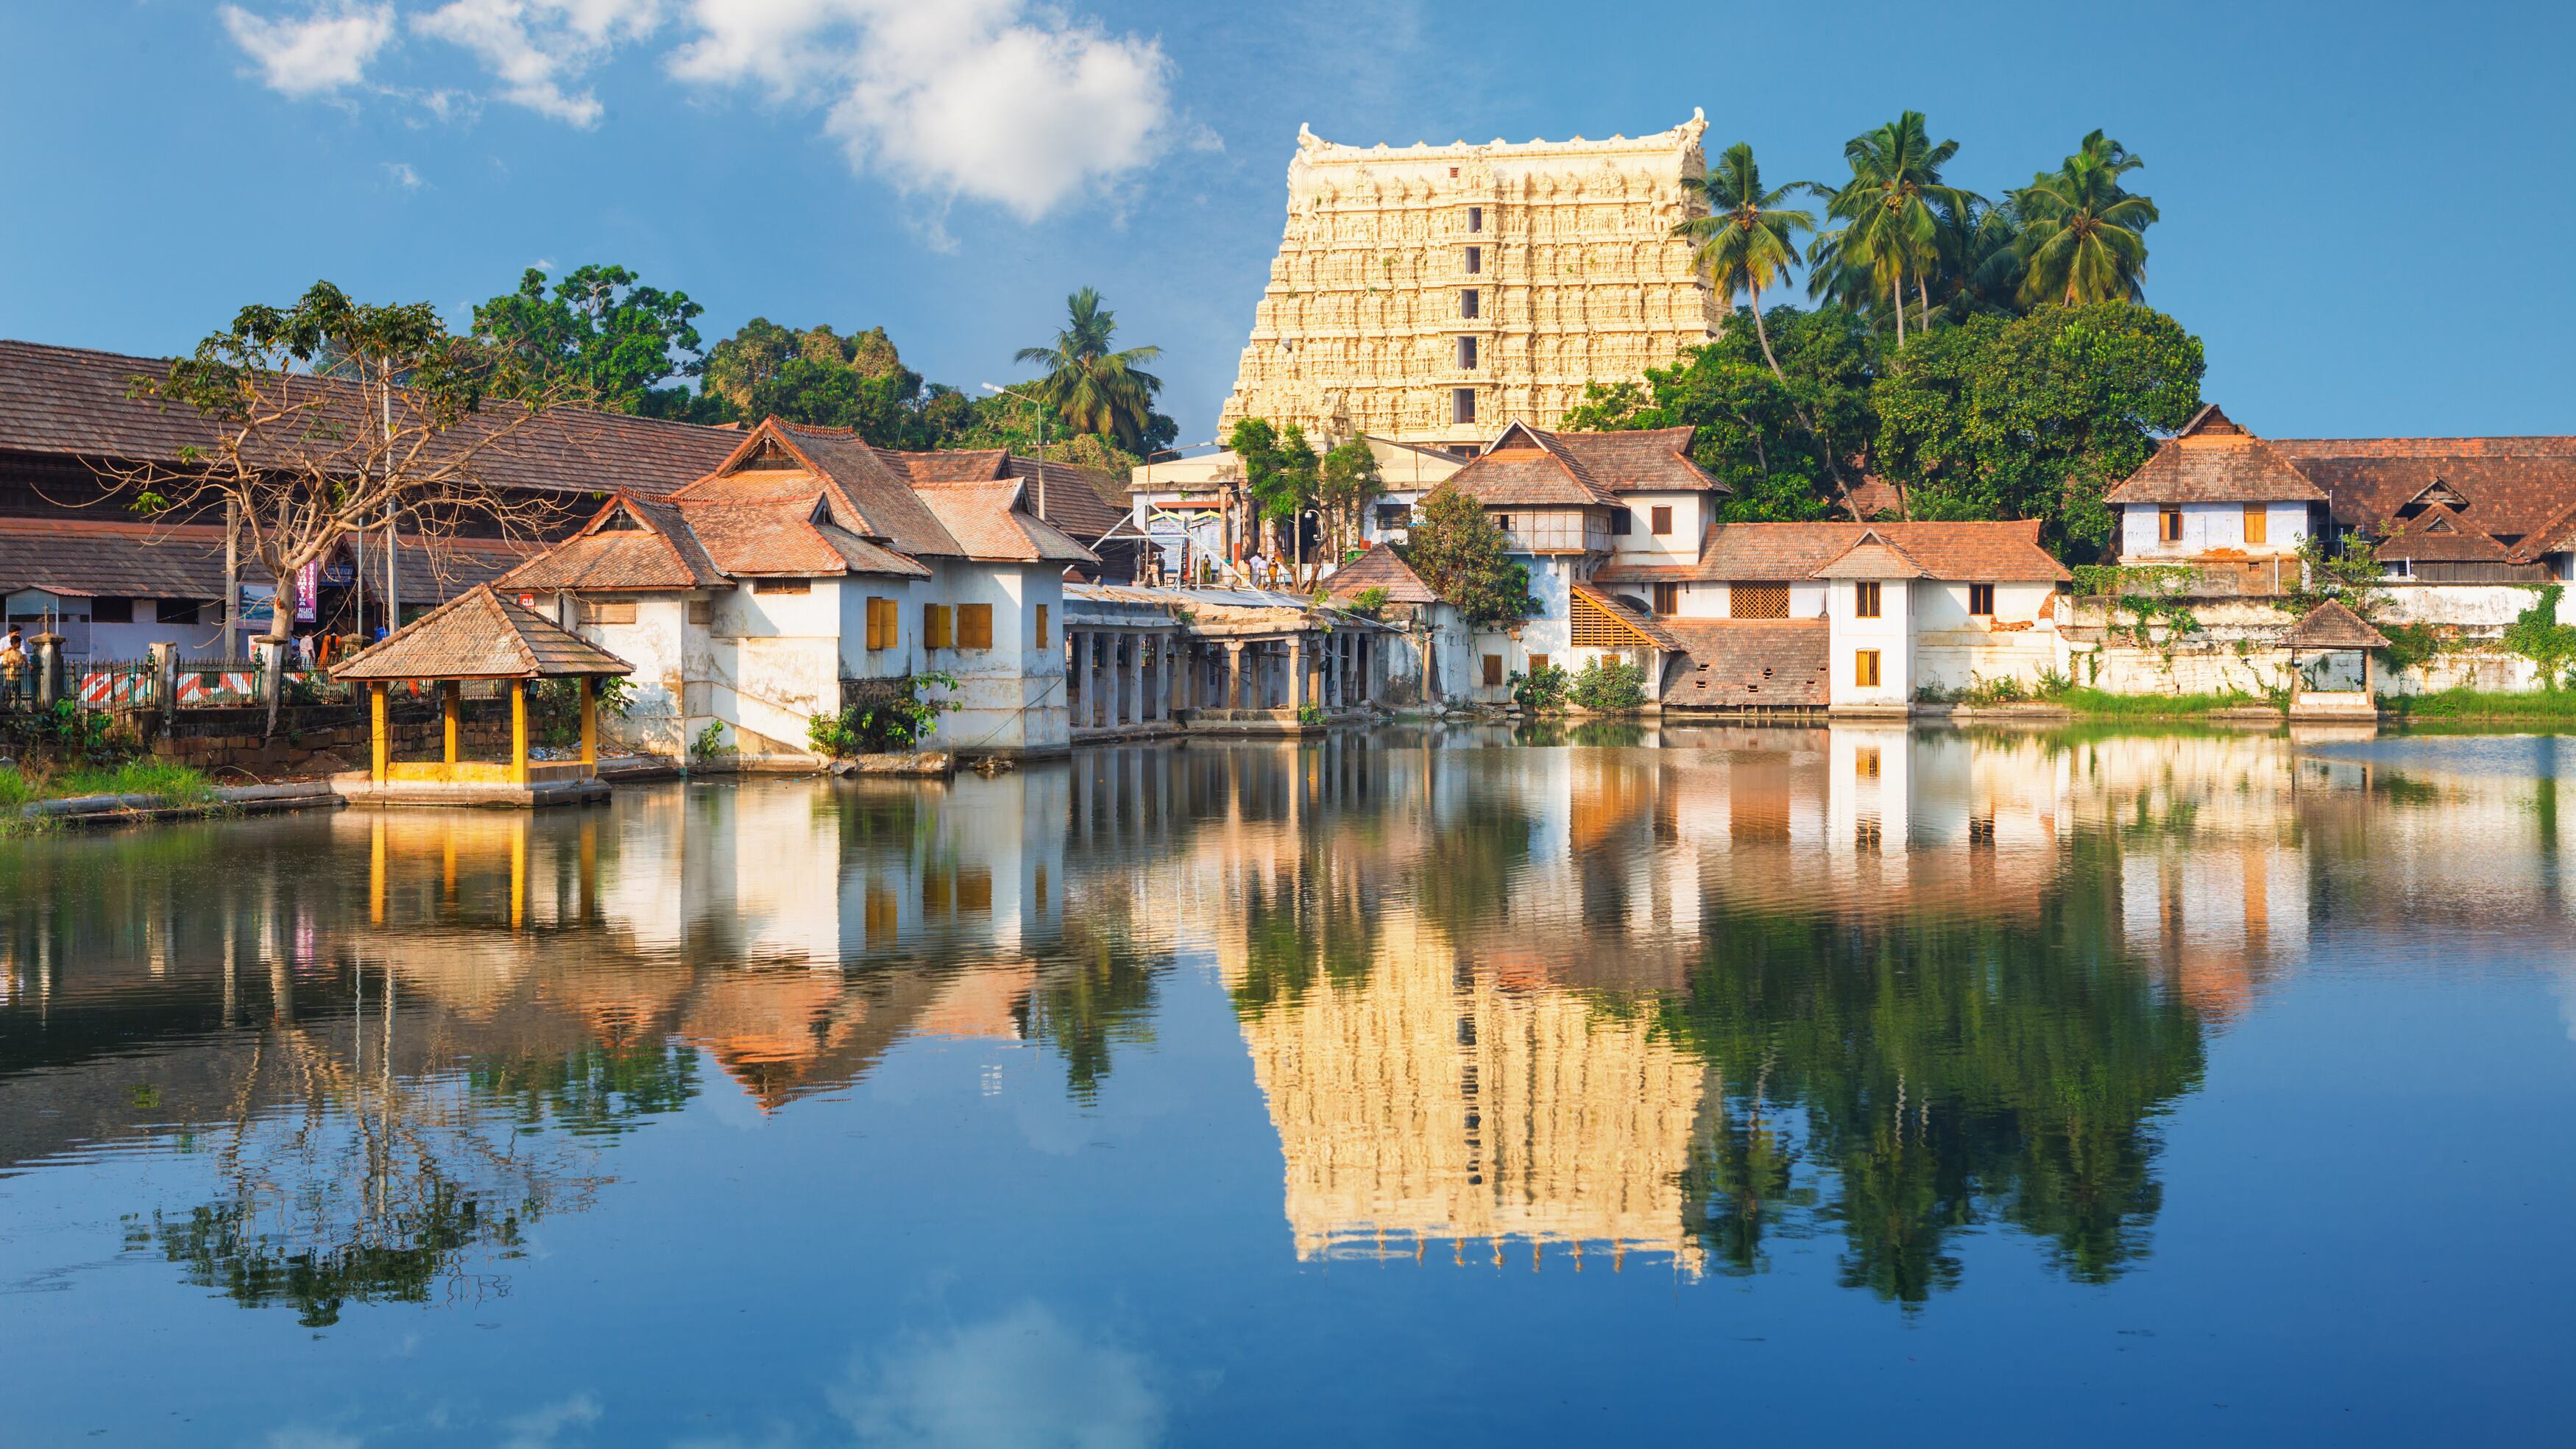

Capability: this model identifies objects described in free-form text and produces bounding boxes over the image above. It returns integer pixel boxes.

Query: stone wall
[127,701,512,774]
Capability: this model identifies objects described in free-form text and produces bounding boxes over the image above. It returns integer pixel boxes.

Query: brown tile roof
[2265,436,2576,559]
[1659,619,1830,708]
[910,481,1097,564]
[2103,433,2327,505]
[1568,582,1684,648]
[1813,531,1930,579]
[1541,427,1722,495]
[1596,520,2067,584]
[681,501,931,578]
[1326,543,1438,604]
[2282,599,2388,651]
[0,516,528,603]
[498,496,727,592]
[0,339,741,500]
[2374,503,2510,562]
[733,421,961,556]
[866,444,1126,550]
[1844,478,1902,520]
[330,584,631,681]
[1446,444,1621,507]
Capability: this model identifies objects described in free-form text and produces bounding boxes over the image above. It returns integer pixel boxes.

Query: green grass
[2377,688,2576,721]
[1,759,222,809]
[2036,688,2278,718]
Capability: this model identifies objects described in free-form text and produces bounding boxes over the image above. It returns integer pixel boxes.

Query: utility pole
[982,382,1047,521]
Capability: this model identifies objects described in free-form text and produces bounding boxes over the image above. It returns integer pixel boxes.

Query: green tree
[1811,112,1978,344]
[1013,286,1165,453]
[471,263,704,416]
[2012,131,2159,308]
[1871,302,2204,550]
[1398,482,1538,624]
[1225,417,1321,576]
[1676,143,1818,380]
[1317,438,1384,566]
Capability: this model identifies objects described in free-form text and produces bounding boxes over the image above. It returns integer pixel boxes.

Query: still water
[3,725,2572,1445]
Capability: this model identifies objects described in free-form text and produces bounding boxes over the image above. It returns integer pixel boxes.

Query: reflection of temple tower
[1220,114,1723,450]
[1229,912,1705,1272]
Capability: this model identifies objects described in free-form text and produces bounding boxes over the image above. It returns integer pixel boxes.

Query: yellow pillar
[578,676,597,773]
[368,815,386,926]
[509,818,526,932]
[442,681,461,771]
[369,682,389,783]
[509,679,530,785]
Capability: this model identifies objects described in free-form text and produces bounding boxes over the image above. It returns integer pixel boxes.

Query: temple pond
[3,725,2572,1444]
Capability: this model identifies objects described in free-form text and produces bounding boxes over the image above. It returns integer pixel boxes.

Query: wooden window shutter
[924,603,952,650]
[1483,653,1504,687]
[1855,581,1880,618]
[1855,649,1881,687]
[2160,506,2183,542]
[1650,506,1673,535]
[2243,504,2268,545]
[959,603,994,650]
[1730,582,1789,619]
[1528,653,1550,675]
[1035,603,1050,648]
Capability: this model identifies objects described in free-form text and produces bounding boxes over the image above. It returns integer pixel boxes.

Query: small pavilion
[2282,599,2388,720]
[329,584,633,804]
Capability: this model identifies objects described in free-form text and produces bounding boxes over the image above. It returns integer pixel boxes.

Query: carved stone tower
[1219,111,1723,453]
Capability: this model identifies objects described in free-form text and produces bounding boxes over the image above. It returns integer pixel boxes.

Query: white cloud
[382,160,427,188]
[671,0,1178,219]
[412,0,666,126]
[221,1,397,96]
[832,1304,1164,1449]
[500,1392,603,1449]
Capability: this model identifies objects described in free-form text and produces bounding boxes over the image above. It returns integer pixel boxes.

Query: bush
[1568,656,1647,712]
[529,675,633,748]
[808,671,959,757]
[1507,663,1568,712]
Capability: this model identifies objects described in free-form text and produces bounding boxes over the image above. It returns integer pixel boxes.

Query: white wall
[2119,501,2310,561]
[1660,581,1826,620]
[1825,577,1913,709]
[919,561,1069,756]
[1608,491,1707,567]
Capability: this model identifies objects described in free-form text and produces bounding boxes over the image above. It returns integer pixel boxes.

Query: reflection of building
[1229,911,1706,1272]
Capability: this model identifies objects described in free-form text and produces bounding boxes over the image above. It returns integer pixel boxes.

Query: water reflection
[2,723,2569,1329]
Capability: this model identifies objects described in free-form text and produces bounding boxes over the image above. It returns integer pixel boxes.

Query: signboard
[294,561,319,623]
[517,593,538,610]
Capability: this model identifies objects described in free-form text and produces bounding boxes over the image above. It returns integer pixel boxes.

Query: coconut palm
[2011,131,2158,307]
[1808,111,1978,344]
[1013,287,1164,452]
[1675,143,1817,381]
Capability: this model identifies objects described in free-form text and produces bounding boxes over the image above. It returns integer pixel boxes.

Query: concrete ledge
[827,751,954,779]
[333,777,611,809]
[19,779,343,827]
[1069,720,1183,745]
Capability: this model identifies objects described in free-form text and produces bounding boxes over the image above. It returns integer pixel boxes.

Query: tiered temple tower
[1219,111,1724,454]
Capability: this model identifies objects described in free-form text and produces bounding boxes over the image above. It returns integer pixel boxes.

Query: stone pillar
[31,633,62,707]
[1066,630,1084,726]
[1225,642,1245,713]
[1288,634,1307,708]
[148,640,177,723]
[1089,634,1106,726]
[1122,635,1140,725]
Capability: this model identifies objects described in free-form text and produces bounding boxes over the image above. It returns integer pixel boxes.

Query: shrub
[529,675,634,748]
[1568,656,1647,712]
[1507,663,1568,712]
[808,671,959,757]
[2502,585,2576,689]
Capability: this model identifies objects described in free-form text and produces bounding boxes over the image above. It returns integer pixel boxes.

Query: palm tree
[2011,131,2157,307]
[1928,192,2026,322]
[1808,112,1978,344]
[1012,287,1164,453]
[1676,144,1817,381]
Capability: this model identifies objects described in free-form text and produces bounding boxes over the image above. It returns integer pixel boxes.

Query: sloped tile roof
[1659,619,1830,708]
[2374,503,2510,561]
[0,516,528,603]
[2282,599,2388,651]
[0,339,740,500]
[1542,427,1722,495]
[911,481,1097,564]
[2267,436,2576,554]
[1595,520,2067,584]
[755,422,962,556]
[1446,445,1620,507]
[498,496,727,592]
[815,522,935,578]
[330,584,631,680]
[1569,582,1683,648]
[2103,433,2328,505]
[1813,531,1930,579]
[1326,543,1438,604]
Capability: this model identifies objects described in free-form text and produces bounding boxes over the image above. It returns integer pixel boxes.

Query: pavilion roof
[2282,599,2389,651]
[330,584,632,681]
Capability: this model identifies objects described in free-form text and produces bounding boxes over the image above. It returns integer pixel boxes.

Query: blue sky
[3,1,2569,446]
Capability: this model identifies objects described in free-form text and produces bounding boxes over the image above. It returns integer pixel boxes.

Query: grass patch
[1,759,224,809]
[2378,689,2576,722]
[2034,688,2276,718]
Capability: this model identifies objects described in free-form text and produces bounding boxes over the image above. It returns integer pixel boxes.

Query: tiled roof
[1446,445,1621,507]
[1005,456,1128,545]
[1568,583,1683,649]
[0,516,528,603]
[1595,520,2068,584]
[1659,619,1830,708]
[2374,503,2510,562]
[2282,599,2388,651]
[1813,531,1930,579]
[1844,478,1903,520]
[2103,432,2327,505]
[498,496,728,592]
[1540,427,1722,495]
[757,422,962,556]
[1326,543,1438,603]
[2267,436,2576,560]
[0,338,740,500]
[911,481,1097,564]
[330,585,631,681]
[681,500,930,578]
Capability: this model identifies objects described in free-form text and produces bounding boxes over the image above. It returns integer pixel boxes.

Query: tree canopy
[1014,286,1168,454]
[1399,483,1538,625]
[471,264,704,417]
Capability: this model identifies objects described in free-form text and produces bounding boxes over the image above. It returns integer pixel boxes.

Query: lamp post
[981,382,1047,520]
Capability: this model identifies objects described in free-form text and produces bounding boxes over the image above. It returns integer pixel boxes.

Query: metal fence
[0,656,358,715]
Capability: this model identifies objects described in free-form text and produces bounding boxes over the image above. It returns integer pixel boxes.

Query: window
[866,596,898,650]
[1376,503,1409,529]
[1033,603,1050,649]
[1468,205,1483,233]
[1730,582,1788,619]
[1483,653,1504,687]
[1457,335,1478,369]
[1460,288,1479,319]
[1855,649,1882,688]
[1650,505,1673,536]
[958,603,994,650]
[1856,747,1881,779]
[2159,506,2184,543]
[1855,581,1881,618]
[2244,504,2269,545]
[687,600,713,626]
[924,603,952,649]
[1609,509,1632,536]
[90,597,135,624]
[1493,514,1511,536]
[585,599,637,626]
[1453,388,1476,425]
[1527,653,1550,675]
[1448,165,1459,178]
[1968,583,1995,616]
[752,578,810,594]
[1652,582,1680,615]
[1465,246,1482,274]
